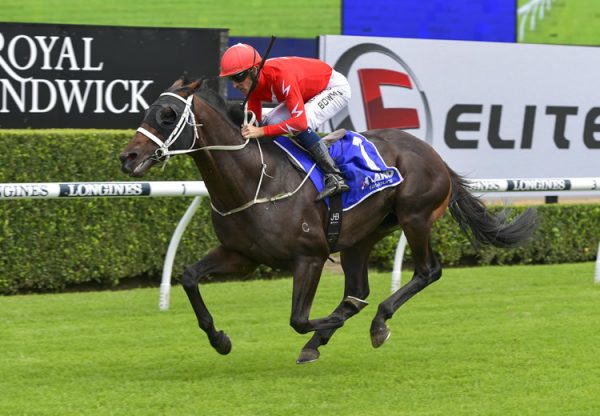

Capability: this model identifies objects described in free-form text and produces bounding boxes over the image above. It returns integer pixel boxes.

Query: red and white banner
[319,35,600,181]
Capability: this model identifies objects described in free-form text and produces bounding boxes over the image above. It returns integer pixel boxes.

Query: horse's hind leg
[297,238,376,364]
[181,245,257,355]
[370,218,442,348]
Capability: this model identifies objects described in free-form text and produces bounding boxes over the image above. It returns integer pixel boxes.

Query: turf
[1,0,341,38]
[1,262,599,415]
[518,0,600,45]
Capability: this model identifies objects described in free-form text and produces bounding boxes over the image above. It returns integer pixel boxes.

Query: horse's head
[119,77,203,176]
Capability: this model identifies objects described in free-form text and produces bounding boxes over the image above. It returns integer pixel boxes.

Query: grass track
[2,263,599,415]
[518,0,600,45]
[1,0,341,38]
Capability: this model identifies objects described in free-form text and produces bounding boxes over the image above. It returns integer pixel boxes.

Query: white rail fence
[0,181,208,310]
[1,177,598,310]
[392,177,600,292]
[0,181,208,200]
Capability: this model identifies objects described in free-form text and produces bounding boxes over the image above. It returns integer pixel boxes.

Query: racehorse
[119,78,537,364]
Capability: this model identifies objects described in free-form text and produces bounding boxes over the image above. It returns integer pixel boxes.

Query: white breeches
[262,70,351,131]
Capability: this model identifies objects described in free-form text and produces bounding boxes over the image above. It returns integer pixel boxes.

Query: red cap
[219,43,262,77]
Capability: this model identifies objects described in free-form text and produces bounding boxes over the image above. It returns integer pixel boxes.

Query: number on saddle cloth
[273,130,404,211]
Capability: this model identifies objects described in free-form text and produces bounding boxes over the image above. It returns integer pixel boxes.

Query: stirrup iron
[316,173,349,201]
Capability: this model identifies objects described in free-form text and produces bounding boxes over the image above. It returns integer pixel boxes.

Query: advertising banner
[0,23,226,128]
[319,35,600,182]
[343,0,516,42]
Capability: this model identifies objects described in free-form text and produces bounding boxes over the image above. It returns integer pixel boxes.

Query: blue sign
[343,0,516,42]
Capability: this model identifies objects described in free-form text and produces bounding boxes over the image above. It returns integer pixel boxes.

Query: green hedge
[0,130,598,294]
[370,204,600,270]
[0,130,219,294]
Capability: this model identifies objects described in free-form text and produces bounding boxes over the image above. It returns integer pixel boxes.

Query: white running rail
[391,176,600,292]
[1,177,598,309]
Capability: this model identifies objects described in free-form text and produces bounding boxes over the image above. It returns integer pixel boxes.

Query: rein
[210,156,317,217]
[210,103,316,216]
[137,90,313,217]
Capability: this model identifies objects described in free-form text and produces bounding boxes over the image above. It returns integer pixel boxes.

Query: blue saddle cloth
[273,131,403,210]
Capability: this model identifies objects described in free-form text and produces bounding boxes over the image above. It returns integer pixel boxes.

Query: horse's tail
[446,166,538,248]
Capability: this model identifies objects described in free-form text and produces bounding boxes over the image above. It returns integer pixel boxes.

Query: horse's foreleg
[296,296,368,364]
[297,240,374,364]
[370,222,442,348]
[289,256,344,335]
[181,245,257,355]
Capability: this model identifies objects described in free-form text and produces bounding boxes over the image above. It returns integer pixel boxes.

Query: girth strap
[326,193,343,251]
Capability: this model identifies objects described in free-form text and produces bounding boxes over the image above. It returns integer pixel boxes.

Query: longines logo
[508,179,570,191]
[331,43,433,144]
[58,183,150,197]
[0,183,49,198]
[0,31,153,114]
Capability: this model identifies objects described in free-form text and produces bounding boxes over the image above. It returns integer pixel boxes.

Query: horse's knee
[181,266,198,288]
[414,268,442,286]
[414,257,442,285]
[290,317,312,334]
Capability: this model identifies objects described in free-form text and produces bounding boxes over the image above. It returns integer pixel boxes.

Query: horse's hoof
[370,326,391,348]
[296,348,320,364]
[212,331,232,355]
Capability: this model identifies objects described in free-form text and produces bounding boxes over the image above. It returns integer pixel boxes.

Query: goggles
[228,69,251,83]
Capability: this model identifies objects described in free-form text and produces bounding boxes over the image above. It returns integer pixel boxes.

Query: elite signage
[319,35,600,182]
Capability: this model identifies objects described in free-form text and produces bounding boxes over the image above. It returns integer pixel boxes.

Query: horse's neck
[191,105,264,209]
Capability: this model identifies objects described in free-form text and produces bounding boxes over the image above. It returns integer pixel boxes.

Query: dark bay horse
[119,78,537,364]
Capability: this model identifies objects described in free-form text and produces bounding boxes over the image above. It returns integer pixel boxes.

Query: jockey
[219,43,351,201]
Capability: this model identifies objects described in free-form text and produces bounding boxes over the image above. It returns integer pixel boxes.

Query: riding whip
[241,35,277,111]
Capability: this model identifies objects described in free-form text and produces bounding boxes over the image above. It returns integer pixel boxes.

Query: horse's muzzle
[119,151,155,177]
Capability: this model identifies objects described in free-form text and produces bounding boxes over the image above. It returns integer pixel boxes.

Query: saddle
[321,129,348,145]
[274,129,404,251]
[274,129,403,211]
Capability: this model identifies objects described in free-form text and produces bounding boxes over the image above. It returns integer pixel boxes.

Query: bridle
[136,90,314,216]
[136,92,204,162]
[136,92,254,164]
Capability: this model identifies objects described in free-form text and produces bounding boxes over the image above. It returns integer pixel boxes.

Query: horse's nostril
[119,152,137,164]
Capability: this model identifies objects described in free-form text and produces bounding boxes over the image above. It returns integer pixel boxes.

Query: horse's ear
[171,77,185,88]
[187,78,204,92]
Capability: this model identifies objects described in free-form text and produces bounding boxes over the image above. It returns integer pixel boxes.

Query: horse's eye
[157,106,178,127]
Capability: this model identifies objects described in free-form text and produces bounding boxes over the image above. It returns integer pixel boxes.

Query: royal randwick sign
[0,23,225,128]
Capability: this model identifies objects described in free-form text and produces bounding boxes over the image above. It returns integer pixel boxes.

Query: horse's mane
[170,76,245,128]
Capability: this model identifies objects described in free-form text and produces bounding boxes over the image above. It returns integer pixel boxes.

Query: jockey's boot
[306,140,350,201]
